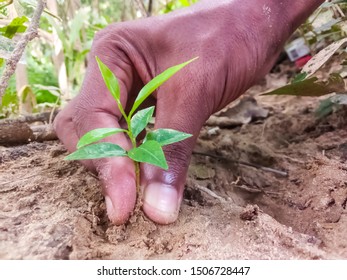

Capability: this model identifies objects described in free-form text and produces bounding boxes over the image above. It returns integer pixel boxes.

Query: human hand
[54,0,323,224]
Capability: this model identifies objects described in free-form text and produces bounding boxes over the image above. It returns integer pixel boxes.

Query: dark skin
[54,0,324,225]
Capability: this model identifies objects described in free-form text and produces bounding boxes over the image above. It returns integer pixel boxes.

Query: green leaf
[77,128,126,149]
[95,56,120,101]
[95,56,127,119]
[130,106,154,138]
[129,57,198,118]
[128,140,168,169]
[179,0,190,6]
[144,128,192,146]
[292,72,308,84]
[0,16,28,39]
[262,73,345,97]
[65,142,126,160]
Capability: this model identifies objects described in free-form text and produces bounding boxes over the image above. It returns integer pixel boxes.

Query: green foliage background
[0,0,199,118]
[0,0,346,118]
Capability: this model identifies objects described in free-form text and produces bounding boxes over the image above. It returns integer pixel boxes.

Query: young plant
[65,56,197,196]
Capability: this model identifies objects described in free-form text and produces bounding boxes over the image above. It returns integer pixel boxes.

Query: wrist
[229,0,324,44]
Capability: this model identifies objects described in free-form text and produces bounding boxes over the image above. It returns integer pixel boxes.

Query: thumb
[141,79,210,224]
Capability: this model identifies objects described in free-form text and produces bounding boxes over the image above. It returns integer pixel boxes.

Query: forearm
[228,0,324,39]
[194,0,324,38]
[244,0,325,53]
[266,0,325,36]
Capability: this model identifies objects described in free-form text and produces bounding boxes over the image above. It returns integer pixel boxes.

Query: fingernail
[104,195,133,225]
[143,183,179,224]
[105,195,115,218]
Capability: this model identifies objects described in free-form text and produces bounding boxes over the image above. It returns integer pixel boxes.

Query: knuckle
[93,23,122,44]
[53,107,71,134]
[164,139,194,177]
[72,101,95,133]
[91,23,130,57]
[89,23,136,81]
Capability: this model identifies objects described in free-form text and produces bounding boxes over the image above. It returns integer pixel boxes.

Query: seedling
[65,56,197,196]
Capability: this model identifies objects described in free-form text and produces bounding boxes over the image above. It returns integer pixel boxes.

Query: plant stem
[134,160,141,198]
[126,121,142,204]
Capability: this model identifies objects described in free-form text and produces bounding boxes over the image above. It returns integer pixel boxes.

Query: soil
[1,70,347,260]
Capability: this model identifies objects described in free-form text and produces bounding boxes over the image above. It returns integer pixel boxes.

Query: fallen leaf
[302,38,347,77]
[262,73,345,97]
[206,96,269,127]
[189,164,215,180]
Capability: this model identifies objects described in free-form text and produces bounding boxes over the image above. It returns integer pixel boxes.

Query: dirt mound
[1,89,347,259]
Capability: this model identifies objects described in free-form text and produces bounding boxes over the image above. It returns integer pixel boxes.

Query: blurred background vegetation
[0,0,345,118]
[0,0,199,117]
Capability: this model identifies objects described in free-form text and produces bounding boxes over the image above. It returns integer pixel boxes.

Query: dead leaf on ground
[262,73,345,97]
[189,164,215,180]
[206,96,269,127]
[302,38,347,77]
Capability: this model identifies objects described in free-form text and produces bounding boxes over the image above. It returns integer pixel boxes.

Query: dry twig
[194,183,227,203]
[0,111,58,145]
[187,178,227,203]
[0,0,46,103]
[193,151,289,177]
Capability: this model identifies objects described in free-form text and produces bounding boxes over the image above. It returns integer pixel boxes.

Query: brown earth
[1,73,347,260]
